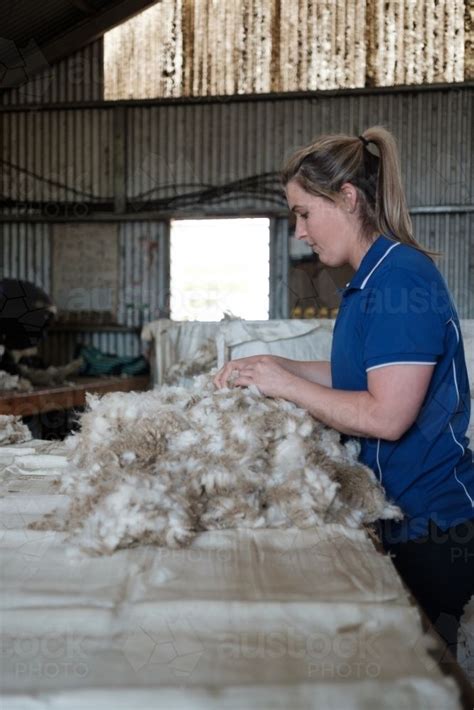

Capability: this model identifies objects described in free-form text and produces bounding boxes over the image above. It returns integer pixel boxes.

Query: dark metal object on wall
[0,278,56,351]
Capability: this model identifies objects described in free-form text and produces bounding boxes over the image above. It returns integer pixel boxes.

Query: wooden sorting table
[0,375,150,417]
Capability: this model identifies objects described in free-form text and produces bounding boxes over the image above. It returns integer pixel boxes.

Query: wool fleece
[0,414,32,445]
[34,375,401,554]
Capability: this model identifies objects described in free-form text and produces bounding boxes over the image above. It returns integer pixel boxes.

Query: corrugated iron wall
[104,0,468,99]
[1,86,473,365]
[0,107,114,215]
[117,221,170,327]
[1,40,104,106]
[0,87,473,213]
[124,101,280,213]
[0,223,51,290]
[3,88,470,213]
[411,212,474,322]
[122,89,472,213]
[1,221,169,364]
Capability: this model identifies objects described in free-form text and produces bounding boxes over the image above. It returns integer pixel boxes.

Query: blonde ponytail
[361,126,419,250]
[281,125,437,259]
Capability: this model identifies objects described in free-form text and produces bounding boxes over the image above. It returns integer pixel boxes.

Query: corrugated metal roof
[2,0,114,47]
[104,0,468,100]
[0,0,160,88]
[1,39,104,105]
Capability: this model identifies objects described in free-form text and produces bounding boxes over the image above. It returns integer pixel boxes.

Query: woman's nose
[294,221,306,240]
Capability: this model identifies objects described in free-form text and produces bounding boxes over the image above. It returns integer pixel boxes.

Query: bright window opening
[170,218,270,321]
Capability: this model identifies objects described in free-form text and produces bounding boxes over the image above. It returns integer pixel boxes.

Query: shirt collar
[345,235,401,291]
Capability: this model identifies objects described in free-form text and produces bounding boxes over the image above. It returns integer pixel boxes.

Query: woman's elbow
[381,427,404,442]
[366,410,414,441]
[373,418,413,442]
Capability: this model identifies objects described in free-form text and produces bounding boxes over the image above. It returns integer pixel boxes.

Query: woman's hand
[213,354,276,389]
[214,354,332,395]
[213,354,294,398]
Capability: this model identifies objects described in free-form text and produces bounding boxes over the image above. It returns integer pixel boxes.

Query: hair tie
[359,135,370,147]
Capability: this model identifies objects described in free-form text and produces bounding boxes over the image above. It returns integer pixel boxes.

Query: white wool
[200,469,235,493]
[172,429,201,450]
[165,340,217,385]
[273,434,307,470]
[90,416,110,441]
[34,375,402,554]
[0,415,32,445]
[215,394,237,411]
[317,431,340,457]
[64,434,79,451]
[297,419,314,438]
[230,421,256,445]
[0,369,32,392]
[343,437,361,460]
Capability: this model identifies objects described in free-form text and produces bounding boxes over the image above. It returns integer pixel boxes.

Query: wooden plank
[0,375,149,416]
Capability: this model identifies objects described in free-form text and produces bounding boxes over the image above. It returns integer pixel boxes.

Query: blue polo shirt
[331,234,474,541]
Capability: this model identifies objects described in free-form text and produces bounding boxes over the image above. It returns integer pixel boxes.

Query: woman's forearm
[278,373,392,440]
[275,358,332,388]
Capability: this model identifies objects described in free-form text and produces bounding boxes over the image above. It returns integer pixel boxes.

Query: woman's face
[285,179,363,269]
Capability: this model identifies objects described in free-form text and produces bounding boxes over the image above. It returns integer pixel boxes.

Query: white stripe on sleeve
[366,361,436,372]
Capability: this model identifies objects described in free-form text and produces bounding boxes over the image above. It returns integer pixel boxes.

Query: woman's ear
[340,183,358,213]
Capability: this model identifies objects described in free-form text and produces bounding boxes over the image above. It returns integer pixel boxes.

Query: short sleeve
[362,268,446,372]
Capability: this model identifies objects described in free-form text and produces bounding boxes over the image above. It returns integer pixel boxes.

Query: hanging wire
[0,159,287,211]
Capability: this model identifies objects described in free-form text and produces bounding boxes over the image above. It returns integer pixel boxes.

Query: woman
[214,126,474,658]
